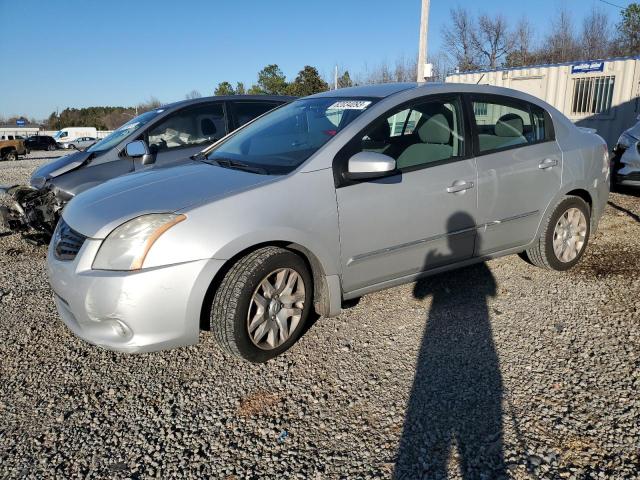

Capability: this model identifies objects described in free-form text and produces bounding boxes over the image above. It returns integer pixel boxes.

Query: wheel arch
[565,188,592,210]
[1,146,17,156]
[199,241,339,331]
[530,183,597,247]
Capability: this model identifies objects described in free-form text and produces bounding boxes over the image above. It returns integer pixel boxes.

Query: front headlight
[92,213,186,271]
[616,132,638,151]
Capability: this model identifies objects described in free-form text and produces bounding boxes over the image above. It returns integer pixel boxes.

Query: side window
[472,98,548,153]
[359,97,465,170]
[230,102,279,128]
[147,102,226,153]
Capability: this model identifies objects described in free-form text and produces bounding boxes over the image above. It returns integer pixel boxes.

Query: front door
[470,95,562,255]
[335,95,478,295]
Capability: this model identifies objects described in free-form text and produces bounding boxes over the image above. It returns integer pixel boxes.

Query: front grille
[618,171,640,181]
[53,219,86,261]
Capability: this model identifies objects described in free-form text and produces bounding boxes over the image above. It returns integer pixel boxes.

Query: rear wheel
[524,195,591,271]
[210,246,313,362]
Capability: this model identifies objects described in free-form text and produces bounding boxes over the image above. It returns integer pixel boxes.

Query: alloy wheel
[247,268,305,350]
[552,207,587,262]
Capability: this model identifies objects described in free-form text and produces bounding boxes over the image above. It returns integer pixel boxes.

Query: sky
[0,0,633,119]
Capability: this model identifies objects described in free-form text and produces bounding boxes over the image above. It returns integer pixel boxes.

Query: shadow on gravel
[607,200,640,223]
[395,212,506,479]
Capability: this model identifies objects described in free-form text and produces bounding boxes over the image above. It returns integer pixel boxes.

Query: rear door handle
[538,158,558,169]
[447,181,474,193]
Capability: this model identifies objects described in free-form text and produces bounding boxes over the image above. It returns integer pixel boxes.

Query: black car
[25,135,57,151]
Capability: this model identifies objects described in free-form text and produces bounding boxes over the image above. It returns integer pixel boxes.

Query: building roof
[446,54,640,77]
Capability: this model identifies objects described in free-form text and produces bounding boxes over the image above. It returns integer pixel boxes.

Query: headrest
[495,113,524,137]
[417,113,451,144]
[201,118,217,136]
[368,121,391,142]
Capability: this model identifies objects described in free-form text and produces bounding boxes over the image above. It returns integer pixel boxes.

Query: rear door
[139,102,227,170]
[470,94,562,255]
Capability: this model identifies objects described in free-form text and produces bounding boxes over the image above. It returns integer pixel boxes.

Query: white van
[53,127,98,147]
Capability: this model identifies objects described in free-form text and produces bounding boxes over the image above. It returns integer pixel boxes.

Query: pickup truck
[0,138,28,161]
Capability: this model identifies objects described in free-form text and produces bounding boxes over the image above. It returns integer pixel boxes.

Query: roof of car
[165,94,296,110]
[308,83,420,99]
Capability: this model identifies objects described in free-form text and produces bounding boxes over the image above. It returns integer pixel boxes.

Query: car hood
[62,161,276,238]
[30,150,93,186]
[625,121,640,140]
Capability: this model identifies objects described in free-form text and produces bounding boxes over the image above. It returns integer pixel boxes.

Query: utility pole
[334,65,338,90]
[417,0,431,82]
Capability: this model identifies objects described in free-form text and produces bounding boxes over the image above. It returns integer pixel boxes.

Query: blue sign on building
[571,61,605,74]
[16,118,26,126]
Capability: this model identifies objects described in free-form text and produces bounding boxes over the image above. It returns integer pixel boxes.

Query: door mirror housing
[345,151,397,180]
[125,140,154,165]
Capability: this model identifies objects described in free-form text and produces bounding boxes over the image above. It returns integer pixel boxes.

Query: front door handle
[538,158,558,169]
[447,181,474,193]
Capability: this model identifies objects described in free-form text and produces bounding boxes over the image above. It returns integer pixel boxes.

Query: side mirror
[125,140,154,165]
[345,151,397,180]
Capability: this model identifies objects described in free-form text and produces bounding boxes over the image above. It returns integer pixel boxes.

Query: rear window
[231,102,281,127]
[472,97,550,153]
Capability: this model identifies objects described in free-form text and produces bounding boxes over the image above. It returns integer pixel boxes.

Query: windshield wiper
[212,158,268,175]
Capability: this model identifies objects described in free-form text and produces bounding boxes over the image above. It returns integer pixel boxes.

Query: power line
[597,0,625,10]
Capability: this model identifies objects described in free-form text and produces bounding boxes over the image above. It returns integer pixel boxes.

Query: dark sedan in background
[25,135,58,151]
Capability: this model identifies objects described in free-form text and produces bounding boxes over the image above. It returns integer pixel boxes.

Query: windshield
[53,131,67,139]
[87,109,165,153]
[206,97,376,174]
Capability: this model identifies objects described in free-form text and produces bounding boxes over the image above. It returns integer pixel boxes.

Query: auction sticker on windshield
[328,100,372,110]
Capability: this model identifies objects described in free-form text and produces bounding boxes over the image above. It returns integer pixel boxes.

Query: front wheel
[210,246,313,362]
[524,195,591,271]
[2,150,17,162]
[47,144,55,151]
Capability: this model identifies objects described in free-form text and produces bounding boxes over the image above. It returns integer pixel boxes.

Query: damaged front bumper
[0,184,62,236]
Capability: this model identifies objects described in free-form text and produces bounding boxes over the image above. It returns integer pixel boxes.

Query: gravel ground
[0,150,67,186]
[0,157,638,479]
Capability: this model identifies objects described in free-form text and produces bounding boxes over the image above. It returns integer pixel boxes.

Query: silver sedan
[59,137,97,150]
[47,83,609,362]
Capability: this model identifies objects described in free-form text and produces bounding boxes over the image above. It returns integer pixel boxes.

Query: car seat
[478,113,528,151]
[396,113,453,169]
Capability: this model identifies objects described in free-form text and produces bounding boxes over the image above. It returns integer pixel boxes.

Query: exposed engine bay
[0,185,63,237]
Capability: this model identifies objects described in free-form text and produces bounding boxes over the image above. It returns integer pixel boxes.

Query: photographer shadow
[394,212,506,479]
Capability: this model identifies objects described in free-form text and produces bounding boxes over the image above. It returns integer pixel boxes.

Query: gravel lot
[0,156,638,479]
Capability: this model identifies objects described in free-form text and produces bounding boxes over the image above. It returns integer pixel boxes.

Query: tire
[210,246,313,362]
[47,144,55,151]
[524,195,591,271]
[2,150,17,162]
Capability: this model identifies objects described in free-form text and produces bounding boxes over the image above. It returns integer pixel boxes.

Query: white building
[446,55,640,147]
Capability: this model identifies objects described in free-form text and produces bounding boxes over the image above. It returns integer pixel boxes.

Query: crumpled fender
[0,184,17,195]
[29,150,93,187]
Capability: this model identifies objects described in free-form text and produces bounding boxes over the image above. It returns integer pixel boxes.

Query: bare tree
[185,90,202,99]
[393,54,418,82]
[137,97,162,113]
[442,7,479,72]
[506,17,535,67]
[471,14,515,68]
[428,51,453,81]
[581,8,612,59]
[543,9,579,63]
